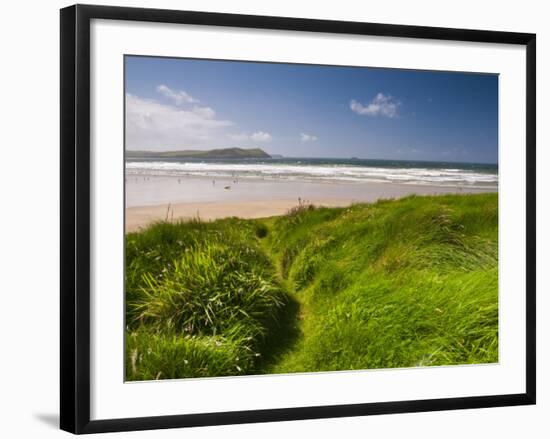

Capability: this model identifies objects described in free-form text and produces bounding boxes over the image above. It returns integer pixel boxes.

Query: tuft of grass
[133,242,286,338]
[126,193,498,380]
[125,218,289,380]
[126,328,257,380]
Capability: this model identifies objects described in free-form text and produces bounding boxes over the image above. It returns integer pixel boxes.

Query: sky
[125,56,498,164]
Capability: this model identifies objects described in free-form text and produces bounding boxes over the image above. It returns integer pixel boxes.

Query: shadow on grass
[254,295,302,374]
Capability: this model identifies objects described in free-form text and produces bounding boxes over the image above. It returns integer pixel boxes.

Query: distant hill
[127,147,271,159]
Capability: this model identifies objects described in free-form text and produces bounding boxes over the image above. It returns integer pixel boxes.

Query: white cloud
[228,133,250,142]
[350,93,401,118]
[300,132,318,142]
[228,131,272,144]
[250,131,272,142]
[191,106,216,119]
[156,84,199,105]
[441,147,470,159]
[125,93,233,150]
[127,87,272,150]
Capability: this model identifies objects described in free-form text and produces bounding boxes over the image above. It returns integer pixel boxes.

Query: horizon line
[126,149,498,166]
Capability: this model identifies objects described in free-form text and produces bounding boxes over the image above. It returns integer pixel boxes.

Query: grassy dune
[125,193,498,381]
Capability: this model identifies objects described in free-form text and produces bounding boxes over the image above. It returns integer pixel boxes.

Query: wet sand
[125,175,496,232]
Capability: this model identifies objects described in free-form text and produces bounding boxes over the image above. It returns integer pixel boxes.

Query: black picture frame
[60,4,536,434]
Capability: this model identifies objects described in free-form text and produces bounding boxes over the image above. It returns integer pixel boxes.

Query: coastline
[125,175,496,232]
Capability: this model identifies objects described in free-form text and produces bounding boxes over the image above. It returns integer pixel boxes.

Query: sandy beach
[125,175,496,232]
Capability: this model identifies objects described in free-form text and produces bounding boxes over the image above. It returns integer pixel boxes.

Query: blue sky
[125,56,498,164]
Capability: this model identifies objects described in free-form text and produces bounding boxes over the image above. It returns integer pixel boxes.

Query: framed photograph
[60,4,536,434]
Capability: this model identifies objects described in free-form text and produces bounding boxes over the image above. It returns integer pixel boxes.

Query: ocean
[125,157,498,188]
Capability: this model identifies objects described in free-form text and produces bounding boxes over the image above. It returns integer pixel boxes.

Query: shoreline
[125,177,497,232]
[126,172,497,198]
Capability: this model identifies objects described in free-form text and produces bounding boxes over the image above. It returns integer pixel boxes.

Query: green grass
[125,218,291,380]
[125,193,498,380]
